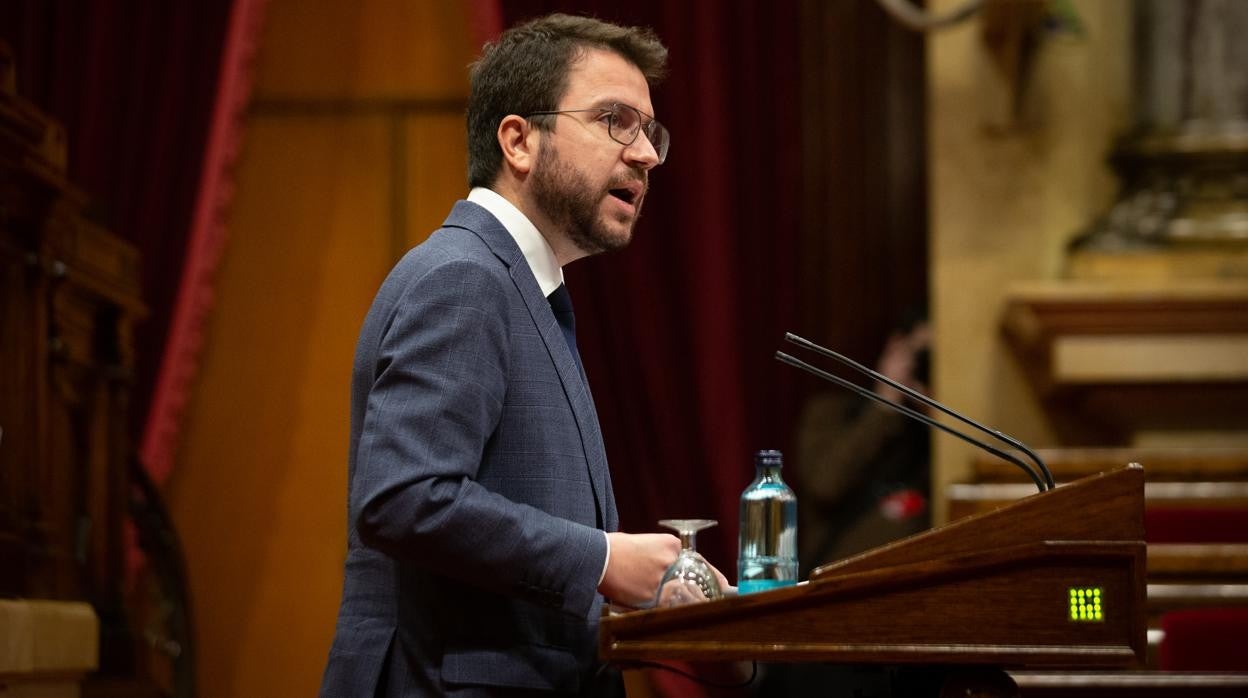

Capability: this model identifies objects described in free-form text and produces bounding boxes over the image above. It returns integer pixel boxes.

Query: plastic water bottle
[737,449,798,593]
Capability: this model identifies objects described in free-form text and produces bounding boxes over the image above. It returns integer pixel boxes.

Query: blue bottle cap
[754,449,783,468]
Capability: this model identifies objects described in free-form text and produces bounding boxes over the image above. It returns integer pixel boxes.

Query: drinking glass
[654,519,723,607]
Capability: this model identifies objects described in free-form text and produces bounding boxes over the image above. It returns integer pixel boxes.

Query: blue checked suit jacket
[320,201,619,696]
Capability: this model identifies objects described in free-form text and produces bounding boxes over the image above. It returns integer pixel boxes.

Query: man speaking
[320,13,703,697]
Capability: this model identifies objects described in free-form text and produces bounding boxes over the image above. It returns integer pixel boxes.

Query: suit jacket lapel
[441,201,614,528]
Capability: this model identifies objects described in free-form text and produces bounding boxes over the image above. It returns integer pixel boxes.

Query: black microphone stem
[776,339,1051,493]
[783,333,1054,490]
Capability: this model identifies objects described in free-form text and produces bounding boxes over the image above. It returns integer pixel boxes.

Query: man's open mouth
[606,179,643,204]
[608,187,638,205]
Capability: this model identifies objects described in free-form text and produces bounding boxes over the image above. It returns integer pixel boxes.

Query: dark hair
[466,13,668,189]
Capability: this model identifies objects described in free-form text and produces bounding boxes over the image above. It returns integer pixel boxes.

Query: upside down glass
[654,519,723,607]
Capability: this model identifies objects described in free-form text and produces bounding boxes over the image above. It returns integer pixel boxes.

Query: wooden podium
[600,465,1146,669]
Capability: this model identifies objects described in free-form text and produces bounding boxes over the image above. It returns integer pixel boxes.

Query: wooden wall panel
[166,0,475,694]
[171,116,391,698]
[255,0,474,100]
[404,113,469,249]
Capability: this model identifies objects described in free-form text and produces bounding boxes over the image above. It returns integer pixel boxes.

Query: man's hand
[598,532,681,608]
[654,561,735,607]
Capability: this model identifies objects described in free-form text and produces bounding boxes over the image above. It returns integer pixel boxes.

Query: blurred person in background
[794,311,932,576]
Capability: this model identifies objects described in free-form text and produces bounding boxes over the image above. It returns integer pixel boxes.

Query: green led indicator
[1068,586,1105,622]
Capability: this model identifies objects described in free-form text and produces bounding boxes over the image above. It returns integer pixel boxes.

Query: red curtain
[495,0,803,601]
[139,0,268,485]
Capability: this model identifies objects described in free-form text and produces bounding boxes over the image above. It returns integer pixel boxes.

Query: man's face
[530,48,661,256]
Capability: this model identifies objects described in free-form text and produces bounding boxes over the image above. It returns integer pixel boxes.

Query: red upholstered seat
[1145,507,1248,543]
[1159,608,1248,671]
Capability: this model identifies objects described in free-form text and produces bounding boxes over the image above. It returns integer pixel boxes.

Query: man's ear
[498,115,539,176]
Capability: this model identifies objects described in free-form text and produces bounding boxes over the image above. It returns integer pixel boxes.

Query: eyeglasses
[526,103,669,165]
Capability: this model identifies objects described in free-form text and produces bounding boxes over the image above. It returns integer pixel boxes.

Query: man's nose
[624,132,661,170]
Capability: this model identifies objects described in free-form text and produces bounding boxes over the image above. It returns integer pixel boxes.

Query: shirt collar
[467,187,564,296]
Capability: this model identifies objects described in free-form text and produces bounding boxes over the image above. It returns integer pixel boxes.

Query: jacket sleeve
[350,257,607,618]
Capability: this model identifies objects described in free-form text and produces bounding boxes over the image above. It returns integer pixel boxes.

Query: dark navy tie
[547,283,583,374]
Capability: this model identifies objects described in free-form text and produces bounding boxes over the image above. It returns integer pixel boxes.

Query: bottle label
[738,579,796,594]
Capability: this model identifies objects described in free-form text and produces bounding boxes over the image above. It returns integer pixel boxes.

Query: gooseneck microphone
[776,332,1055,493]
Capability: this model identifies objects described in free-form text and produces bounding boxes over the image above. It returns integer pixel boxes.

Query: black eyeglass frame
[524,103,669,164]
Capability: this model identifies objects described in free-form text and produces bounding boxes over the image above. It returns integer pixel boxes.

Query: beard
[530,139,646,256]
